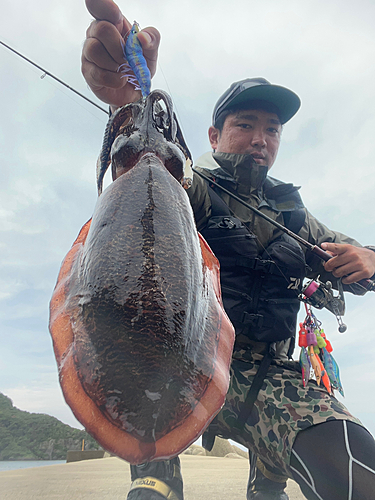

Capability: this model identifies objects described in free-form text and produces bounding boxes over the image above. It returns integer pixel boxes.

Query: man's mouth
[251,154,266,164]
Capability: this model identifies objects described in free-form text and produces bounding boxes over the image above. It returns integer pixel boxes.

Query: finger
[327,262,358,278]
[81,58,127,92]
[325,251,336,257]
[83,37,120,73]
[137,27,161,77]
[320,242,348,256]
[137,27,161,57]
[86,20,129,65]
[324,255,358,274]
[342,270,369,285]
[323,254,341,273]
[85,0,130,34]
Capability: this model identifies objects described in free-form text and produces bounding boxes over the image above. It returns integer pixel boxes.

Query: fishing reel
[299,278,347,333]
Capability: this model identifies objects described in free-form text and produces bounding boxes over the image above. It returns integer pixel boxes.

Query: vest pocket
[221,237,307,343]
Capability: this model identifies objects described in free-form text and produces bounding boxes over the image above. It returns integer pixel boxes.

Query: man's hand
[321,242,375,284]
[82,0,160,111]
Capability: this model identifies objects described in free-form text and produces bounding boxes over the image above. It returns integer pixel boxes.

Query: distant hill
[0,392,101,460]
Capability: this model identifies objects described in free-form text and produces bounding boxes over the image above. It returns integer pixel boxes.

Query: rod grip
[312,246,332,262]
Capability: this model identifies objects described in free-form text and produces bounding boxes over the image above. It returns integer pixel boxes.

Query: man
[82,1,375,499]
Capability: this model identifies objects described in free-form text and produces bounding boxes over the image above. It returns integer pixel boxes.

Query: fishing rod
[192,167,375,293]
[3,38,373,293]
[0,39,109,115]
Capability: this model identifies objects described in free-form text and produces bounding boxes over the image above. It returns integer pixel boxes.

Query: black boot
[127,457,183,500]
[247,455,289,500]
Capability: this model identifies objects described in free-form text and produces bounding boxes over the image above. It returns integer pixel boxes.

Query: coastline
[0,460,65,473]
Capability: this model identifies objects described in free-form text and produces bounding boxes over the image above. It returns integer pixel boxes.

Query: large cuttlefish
[49,90,234,464]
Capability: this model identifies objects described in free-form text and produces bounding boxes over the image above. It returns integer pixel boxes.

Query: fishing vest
[200,183,308,345]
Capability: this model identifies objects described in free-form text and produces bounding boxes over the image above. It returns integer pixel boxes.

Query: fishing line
[155,53,190,151]
[0,35,282,279]
[158,63,183,122]
[0,39,109,115]
[3,38,371,294]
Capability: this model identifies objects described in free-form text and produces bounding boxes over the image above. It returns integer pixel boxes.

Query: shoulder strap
[235,343,276,428]
[206,183,231,216]
[282,209,306,234]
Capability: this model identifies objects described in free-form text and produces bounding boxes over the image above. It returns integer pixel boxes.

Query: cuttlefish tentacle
[97,90,191,196]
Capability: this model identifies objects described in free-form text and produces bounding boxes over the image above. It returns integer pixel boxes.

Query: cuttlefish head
[96,90,192,195]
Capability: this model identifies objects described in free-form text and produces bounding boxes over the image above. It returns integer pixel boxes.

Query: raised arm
[81,0,160,112]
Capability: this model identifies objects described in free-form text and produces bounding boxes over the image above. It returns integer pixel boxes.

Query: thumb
[85,0,128,33]
[137,27,161,76]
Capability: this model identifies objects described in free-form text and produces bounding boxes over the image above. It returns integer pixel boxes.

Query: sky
[1,0,375,444]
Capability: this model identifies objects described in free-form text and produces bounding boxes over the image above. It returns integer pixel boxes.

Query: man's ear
[208,126,220,151]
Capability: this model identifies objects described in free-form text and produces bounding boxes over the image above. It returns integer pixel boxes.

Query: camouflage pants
[213,348,362,478]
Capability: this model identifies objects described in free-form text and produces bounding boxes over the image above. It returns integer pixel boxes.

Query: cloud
[1,0,374,442]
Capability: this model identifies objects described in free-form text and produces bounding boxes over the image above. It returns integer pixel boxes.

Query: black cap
[212,77,301,126]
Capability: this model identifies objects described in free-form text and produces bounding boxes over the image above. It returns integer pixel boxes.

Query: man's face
[209,108,282,169]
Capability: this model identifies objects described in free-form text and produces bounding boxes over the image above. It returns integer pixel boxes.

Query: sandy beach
[0,455,305,499]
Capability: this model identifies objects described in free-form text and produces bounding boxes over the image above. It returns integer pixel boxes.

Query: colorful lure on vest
[298,304,344,396]
[119,22,151,100]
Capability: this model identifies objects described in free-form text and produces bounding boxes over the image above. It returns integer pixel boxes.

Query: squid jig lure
[298,305,344,396]
[119,22,151,100]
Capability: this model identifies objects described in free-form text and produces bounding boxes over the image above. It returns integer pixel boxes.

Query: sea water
[0,460,65,472]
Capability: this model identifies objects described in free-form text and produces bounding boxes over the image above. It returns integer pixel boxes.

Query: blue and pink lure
[299,347,311,388]
[119,22,151,100]
[322,347,344,397]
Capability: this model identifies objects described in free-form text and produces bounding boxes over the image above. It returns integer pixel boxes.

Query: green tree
[0,393,100,460]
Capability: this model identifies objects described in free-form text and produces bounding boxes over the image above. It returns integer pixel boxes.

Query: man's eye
[238,123,252,129]
[268,127,279,134]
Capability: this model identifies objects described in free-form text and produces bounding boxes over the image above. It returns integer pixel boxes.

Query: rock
[233,447,249,459]
[205,436,232,457]
[183,444,206,456]
[224,453,246,459]
[191,448,206,456]
[205,437,249,459]
[184,438,248,459]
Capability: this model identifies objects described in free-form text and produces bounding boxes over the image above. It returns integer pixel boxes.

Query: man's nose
[251,130,267,148]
